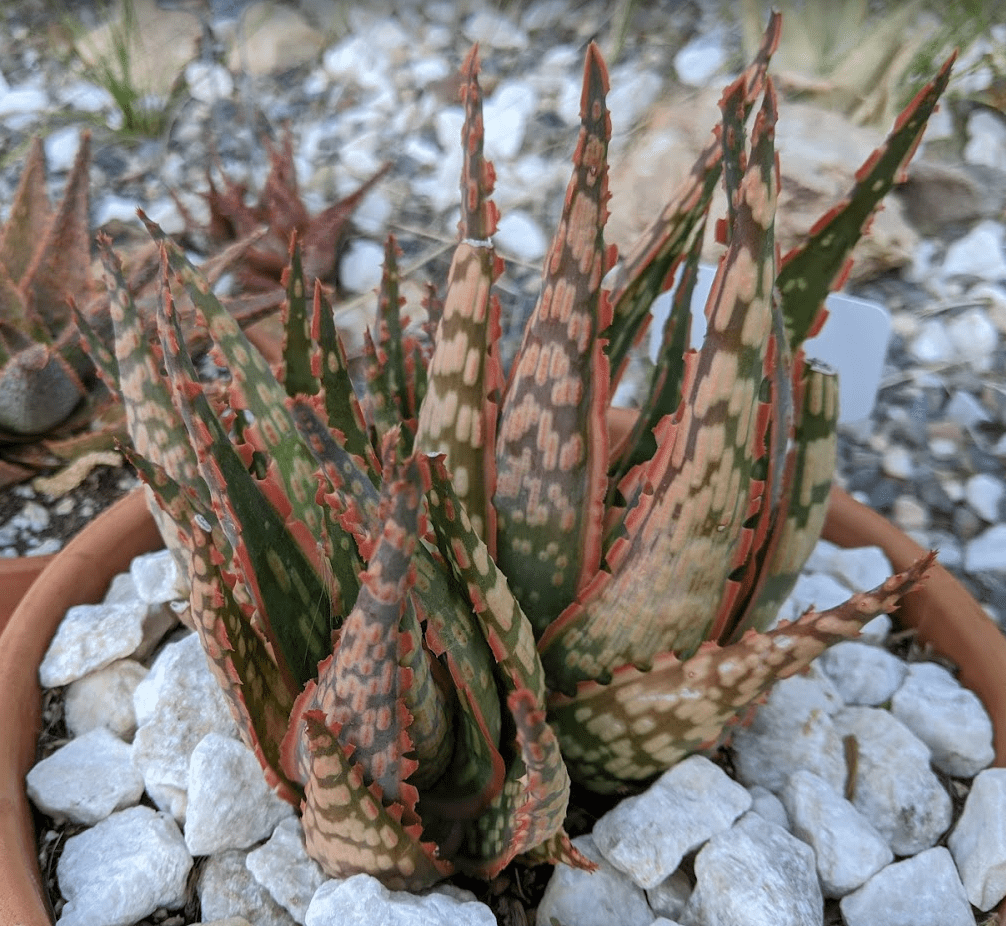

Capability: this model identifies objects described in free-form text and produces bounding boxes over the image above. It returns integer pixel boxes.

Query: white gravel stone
[27,727,144,825]
[463,9,529,50]
[948,768,1006,910]
[833,707,952,855]
[39,599,166,688]
[941,219,1006,280]
[64,658,147,738]
[495,210,548,262]
[199,849,297,926]
[646,869,691,922]
[0,83,49,118]
[893,494,929,531]
[964,523,1006,573]
[858,613,892,644]
[246,817,327,924]
[56,805,192,926]
[593,755,752,889]
[132,632,239,820]
[535,834,653,926]
[839,847,974,926]
[130,549,184,604]
[945,390,993,428]
[947,307,999,371]
[680,812,822,926]
[783,571,855,617]
[909,318,955,364]
[185,61,234,104]
[483,79,538,161]
[804,541,893,594]
[306,873,497,926]
[673,32,727,87]
[781,769,892,898]
[747,785,789,829]
[965,108,1006,168]
[184,733,293,856]
[817,641,906,706]
[731,668,847,795]
[339,238,385,293]
[881,444,914,480]
[965,472,1004,522]
[890,662,994,778]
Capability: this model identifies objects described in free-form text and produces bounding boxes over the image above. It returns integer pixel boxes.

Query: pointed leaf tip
[581,42,611,118]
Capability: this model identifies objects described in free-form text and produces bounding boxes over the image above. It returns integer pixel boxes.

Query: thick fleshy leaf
[98,239,207,505]
[155,268,333,691]
[494,42,614,630]
[424,456,571,874]
[21,132,91,339]
[127,448,302,805]
[285,447,452,805]
[297,711,452,890]
[290,395,506,811]
[415,47,504,550]
[549,553,935,792]
[145,217,333,545]
[310,280,378,481]
[539,79,781,691]
[0,137,52,288]
[281,236,317,398]
[363,236,416,449]
[777,54,955,350]
[606,214,705,504]
[726,359,839,640]
[605,11,781,381]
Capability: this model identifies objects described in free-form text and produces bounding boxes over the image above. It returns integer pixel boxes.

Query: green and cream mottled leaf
[726,359,839,640]
[281,236,317,398]
[125,447,302,804]
[550,553,934,792]
[415,47,504,551]
[605,11,781,381]
[145,216,331,544]
[309,280,378,481]
[539,79,781,691]
[298,711,452,889]
[777,54,955,350]
[494,42,613,630]
[155,269,333,691]
[99,239,207,506]
[290,396,506,810]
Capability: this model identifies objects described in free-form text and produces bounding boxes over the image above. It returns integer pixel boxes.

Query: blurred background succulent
[0,135,102,484]
[93,14,947,891]
[0,124,381,491]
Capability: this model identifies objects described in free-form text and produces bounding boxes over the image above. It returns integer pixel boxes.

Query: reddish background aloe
[88,14,950,889]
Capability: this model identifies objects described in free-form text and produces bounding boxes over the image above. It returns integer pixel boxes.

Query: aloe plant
[90,14,949,890]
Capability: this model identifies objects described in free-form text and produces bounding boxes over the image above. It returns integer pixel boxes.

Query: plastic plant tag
[647,264,891,423]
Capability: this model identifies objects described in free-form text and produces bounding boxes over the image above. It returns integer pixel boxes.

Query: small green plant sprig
[90,13,947,889]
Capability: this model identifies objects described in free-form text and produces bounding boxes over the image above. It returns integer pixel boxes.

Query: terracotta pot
[2,484,1004,922]
[0,488,162,926]
[0,554,56,637]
